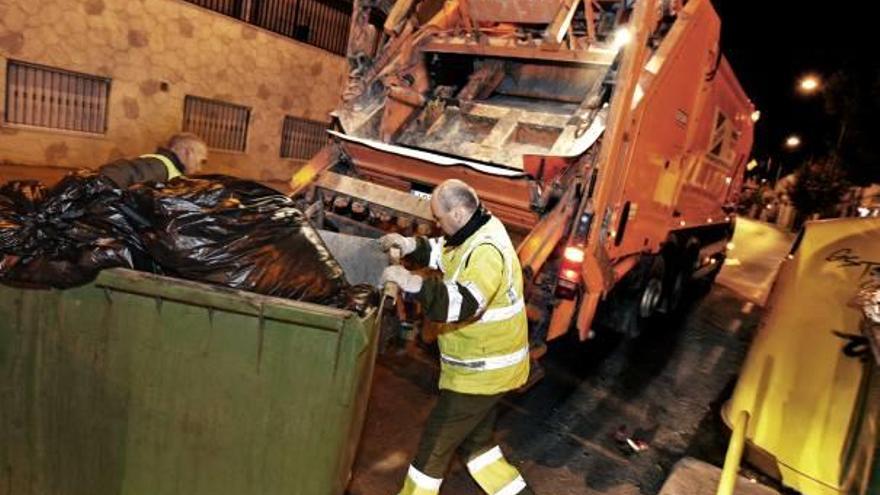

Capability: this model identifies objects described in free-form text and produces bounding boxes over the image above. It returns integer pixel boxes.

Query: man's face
[182,142,208,174]
[430,194,463,236]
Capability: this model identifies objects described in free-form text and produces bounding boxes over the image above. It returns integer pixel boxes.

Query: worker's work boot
[466,445,533,495]
[397,465,442,495]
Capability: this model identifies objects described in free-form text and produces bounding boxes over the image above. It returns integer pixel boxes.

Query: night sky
[713,1,877,182]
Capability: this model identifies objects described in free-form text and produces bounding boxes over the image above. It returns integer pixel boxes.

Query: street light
[785,135,801,149]
[798,75,821,94]
[612,27,633,51]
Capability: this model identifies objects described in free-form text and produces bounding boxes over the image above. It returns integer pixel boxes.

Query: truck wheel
[664,248,697,315]
[621,256,665,337]
[664,267,686,314]
[694,253,725,295]
[639,270,664,319]
[704,253,725,284]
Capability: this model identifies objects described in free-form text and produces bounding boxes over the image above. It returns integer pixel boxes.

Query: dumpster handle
[717,410,750,495]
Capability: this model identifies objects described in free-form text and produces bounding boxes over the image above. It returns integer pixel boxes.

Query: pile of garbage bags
[0,171,374,310]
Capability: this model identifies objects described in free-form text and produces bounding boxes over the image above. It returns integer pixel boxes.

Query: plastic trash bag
[126,175,353,304]
[0,180,47,211]
[2,172,377,309]
[0,171,150,288]
[342,283,380,316]
[1,181,46,265]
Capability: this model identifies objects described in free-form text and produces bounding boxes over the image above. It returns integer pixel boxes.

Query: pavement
[718,218,795,306]
[347,218,794,495]
[658,458,779,495]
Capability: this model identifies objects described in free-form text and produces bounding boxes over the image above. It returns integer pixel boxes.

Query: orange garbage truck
[292,0,755,352]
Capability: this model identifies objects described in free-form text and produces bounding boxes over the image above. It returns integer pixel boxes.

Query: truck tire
[663,243,698,315]
[692,252,725,296]
[664,264,687,315]
[639,257,665,320]
[618,255,665,337]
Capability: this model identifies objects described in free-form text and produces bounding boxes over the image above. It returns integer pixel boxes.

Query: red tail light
[556,245,585,300]
[564,246,585,263]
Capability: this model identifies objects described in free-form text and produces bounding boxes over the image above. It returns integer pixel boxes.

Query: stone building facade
[0,0,347,187]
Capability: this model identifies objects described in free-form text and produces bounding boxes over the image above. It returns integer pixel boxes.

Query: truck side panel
[606,0,725,259]
[675,57,754,230]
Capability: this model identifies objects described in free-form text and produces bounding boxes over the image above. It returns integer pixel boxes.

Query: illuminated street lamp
[798,75,821,94]
[785,135,801,149]
[612,27,633,51]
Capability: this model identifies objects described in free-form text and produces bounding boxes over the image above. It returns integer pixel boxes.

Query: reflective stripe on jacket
[97,149,184,189]
[139,153,182,181]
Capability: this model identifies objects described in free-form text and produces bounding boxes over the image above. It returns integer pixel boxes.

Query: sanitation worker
[98,132,208,188]
[380,179,535,495]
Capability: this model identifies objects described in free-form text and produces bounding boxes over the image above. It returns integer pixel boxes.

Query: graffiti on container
[825,248,880,279]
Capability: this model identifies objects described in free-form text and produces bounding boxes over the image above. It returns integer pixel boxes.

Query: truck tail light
[564,246,585,263]
[556,245,585,300]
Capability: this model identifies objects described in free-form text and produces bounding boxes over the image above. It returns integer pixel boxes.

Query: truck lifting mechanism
[293,0,755,352]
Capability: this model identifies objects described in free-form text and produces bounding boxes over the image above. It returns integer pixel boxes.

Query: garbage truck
[291,0,756,352]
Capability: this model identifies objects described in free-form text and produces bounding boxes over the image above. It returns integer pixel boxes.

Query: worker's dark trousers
[412,389,535,494]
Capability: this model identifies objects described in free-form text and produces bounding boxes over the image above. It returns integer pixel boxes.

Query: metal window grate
[183,0,245,17]
[251,0,352,56]
[183,95,251,152]
[4,60,110,134]
[281,116,329,159]
[181,0,353,56]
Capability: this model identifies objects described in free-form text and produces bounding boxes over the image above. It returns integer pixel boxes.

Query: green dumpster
[0,268,380,495]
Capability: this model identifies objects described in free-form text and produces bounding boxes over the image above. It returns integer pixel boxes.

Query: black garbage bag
[0,180,47,211]
[127,175,352,304]
[342,283,381,316]
[1,181,46,260]
[0,171,150,288]
[0,181,46,274]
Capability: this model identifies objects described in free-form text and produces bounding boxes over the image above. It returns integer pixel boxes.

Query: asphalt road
[347,219,795,495]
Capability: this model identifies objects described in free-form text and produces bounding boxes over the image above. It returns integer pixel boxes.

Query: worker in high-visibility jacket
[98,132,208,189]
[381,179,535,495]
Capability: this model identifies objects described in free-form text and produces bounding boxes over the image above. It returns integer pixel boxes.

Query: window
[4,60,110,134]
[183,95,251,151]
[250,0,352,55]
[182,0,245,17]
[280,116,329,159]
[181,0,353,56]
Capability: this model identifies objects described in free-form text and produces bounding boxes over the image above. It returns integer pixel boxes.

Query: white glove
[381,265,423,293]
[379,233,417,255]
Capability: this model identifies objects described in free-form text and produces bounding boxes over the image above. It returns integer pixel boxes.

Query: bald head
[430,179,480,235]
[167,132,208,174]
[435,179,479,214]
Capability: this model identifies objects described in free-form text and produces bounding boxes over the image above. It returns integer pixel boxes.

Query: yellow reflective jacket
[416,216,529,395]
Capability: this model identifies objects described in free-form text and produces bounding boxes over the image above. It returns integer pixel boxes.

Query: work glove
[381,265,423,293]
[379,233,417,255]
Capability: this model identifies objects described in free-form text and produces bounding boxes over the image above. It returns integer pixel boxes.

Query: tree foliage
[790,159,850,218]
[824,65,880,186]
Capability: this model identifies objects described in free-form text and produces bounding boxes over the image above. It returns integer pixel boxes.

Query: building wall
[0,0,347,185]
